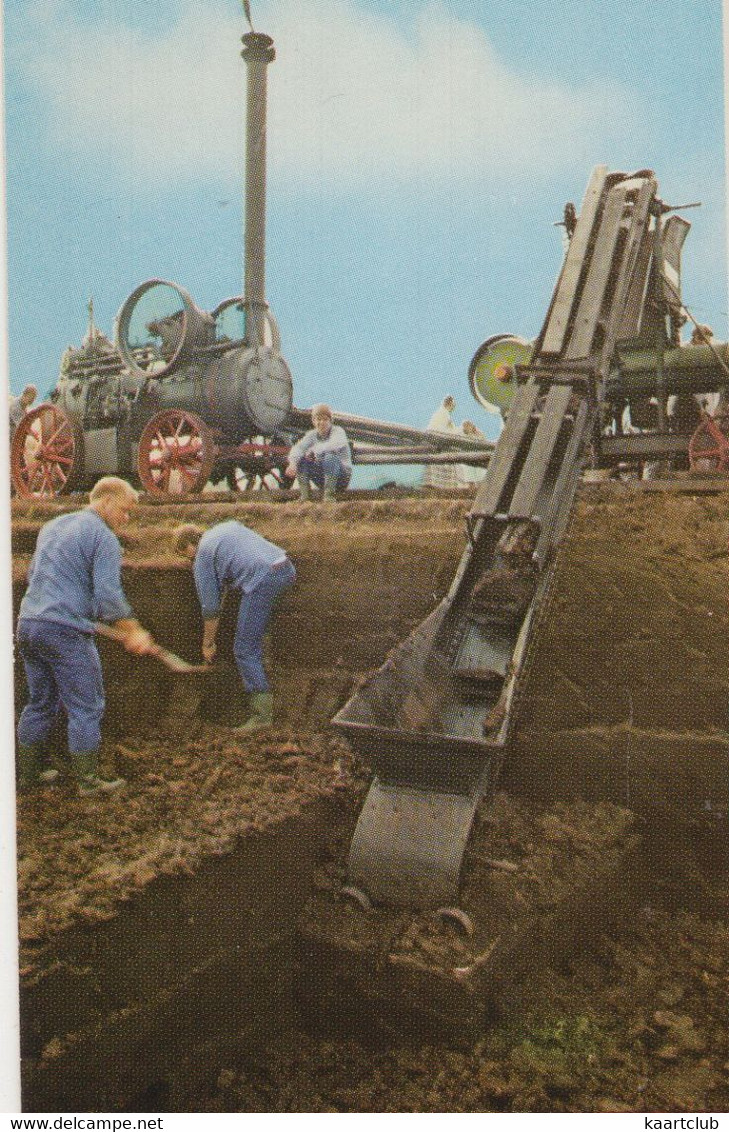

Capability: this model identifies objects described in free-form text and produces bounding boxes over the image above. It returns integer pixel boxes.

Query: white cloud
[15,0,642,190]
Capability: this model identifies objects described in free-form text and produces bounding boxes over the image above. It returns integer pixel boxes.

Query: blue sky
[3,0,727,449]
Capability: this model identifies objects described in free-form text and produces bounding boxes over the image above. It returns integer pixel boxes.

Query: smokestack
[241,31,276,348]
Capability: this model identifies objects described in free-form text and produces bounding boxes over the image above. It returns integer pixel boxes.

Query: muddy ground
[12,486,729,1112]
[17,728,356,968]
[204,904,729,1113]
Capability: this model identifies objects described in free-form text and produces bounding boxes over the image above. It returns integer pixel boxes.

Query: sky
[3,0,728,449]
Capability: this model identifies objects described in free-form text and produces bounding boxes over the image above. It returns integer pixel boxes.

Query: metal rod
[352,445,443,457]
[652,209,667,431]
[287,406,495,451]
[353,451,491,466]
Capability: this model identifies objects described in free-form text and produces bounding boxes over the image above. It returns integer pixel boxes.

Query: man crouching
[285,403,352,502]
[174,521,296,731]
[16,476,156,796]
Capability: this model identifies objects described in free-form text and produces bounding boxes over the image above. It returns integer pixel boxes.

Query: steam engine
[11,281,294,497]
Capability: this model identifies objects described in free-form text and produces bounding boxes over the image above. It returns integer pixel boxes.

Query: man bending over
[175,521,295,731]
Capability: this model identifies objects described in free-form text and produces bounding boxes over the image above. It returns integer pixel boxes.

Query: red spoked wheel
[688,412,729,472]
[226,438,290,492]
[137,409,215,496]
[11,404,82,497]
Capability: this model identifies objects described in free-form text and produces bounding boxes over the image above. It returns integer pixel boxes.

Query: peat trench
[14,492,729,1112]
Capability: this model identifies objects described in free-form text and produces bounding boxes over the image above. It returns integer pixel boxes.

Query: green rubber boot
[71,750,126,796]
[239,692,274,732]
[17,744,42,790]
[298,478,312,502]
[323,474,339,502]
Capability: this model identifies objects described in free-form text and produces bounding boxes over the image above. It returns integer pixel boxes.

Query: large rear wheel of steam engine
[11,404,82,497]
[226,437,289,492]
[137,409,215,496]
[688,413,729,473]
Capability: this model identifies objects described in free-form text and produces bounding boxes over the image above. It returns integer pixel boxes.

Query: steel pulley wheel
[137,408,215,496]
[468,334,533,418]
[11,404,82,497]
[226,436,290,492]
[339,885,372,913]
[435,906,475,937]
[688,412,729,472]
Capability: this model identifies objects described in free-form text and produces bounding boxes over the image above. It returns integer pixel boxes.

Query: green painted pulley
[468,334,533,417]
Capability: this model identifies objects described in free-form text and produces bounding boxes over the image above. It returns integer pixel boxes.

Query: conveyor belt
[332,167,679,909]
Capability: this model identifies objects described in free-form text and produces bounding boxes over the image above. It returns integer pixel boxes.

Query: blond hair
[174,524,205,556]
[312,403,333,421]
[89,476,138,505]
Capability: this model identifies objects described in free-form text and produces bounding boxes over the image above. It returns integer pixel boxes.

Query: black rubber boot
[323,474,339,502]
[238,692,274,732]
[71,750,126,796]
[17,744,42,790]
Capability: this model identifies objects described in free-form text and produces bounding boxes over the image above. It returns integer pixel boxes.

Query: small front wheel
[137,408,216,496]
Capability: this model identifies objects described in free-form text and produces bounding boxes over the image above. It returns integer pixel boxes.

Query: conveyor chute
[334,167,695,909]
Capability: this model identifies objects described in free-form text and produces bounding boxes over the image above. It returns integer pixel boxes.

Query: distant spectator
[427,394,456,434]
[285,404,352,502]
[423,395,463,489]
[690,323,714,346]
[688,327,726,417]
[459,420,488,485]
[9,385,37,442]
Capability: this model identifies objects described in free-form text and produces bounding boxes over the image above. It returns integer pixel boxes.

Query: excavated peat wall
[12,497,465,735]
[504,485,729,912]
[12,488,729,1112]
[13,497,464,1110]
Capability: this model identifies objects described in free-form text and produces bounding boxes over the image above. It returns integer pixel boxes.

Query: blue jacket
[193,520,287,619]
[18,510,132,633]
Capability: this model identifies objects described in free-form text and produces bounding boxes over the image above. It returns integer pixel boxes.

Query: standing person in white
[423,395,463,489]
[459,420,488,485]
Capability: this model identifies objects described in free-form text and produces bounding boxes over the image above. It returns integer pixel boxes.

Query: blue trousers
[234,559,296,692]
[298,452,351,492]
[17,619,105,753]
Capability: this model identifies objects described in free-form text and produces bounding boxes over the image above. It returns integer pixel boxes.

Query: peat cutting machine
[10,28,491,500]
[333,165,729,919]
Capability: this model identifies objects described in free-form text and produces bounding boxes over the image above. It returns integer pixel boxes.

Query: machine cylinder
[204,345,293,438]
[133,346,293,442]
[607,342,729,397]
[241,32,276,348]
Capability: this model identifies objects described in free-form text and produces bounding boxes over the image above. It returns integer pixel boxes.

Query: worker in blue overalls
[174,520,296,731]
[16,476,156,796]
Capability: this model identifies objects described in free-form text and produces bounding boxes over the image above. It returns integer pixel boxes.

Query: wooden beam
[540,166,608,357]
[469,382,540,518]
[508,384,573,519]
[565,185,628,359]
